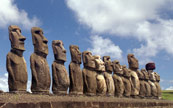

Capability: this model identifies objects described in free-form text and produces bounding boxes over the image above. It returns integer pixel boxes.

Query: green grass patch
[162,90,173,101]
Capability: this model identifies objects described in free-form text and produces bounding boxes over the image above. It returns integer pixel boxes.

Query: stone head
[154,72,160,82]
[9,25,26,51]
[122,65,130,77]
[141,68,149,80]
[69,45,81,64]
[122,65,127,71]
[82,51,95,69]
[112,60,123,74]
[94,55,105,72]
[31,27,48,55]
[141,68,146,73]
[103,56,113,72]
[52,40,66,62]
[127,54,139,70]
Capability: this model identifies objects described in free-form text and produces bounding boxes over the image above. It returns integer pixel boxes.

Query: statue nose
[43,37,48,44]
[63,49,66,53]
[19,35,26,41]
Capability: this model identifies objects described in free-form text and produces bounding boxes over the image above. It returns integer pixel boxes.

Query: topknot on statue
[145,62,155,71]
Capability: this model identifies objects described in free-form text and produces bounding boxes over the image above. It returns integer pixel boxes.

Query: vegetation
[162,90,173,101]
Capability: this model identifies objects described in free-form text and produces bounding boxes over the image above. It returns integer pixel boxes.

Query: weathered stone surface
[141,68,151,97]
[69,45,83,95]
[137,70,146,98]
[127,54,140,97]
[146,63,158,98]
[52,40,70,95]
[0,94,172,108]
[154,72,162,99]
[6,25,28,93]
[122,65,131,97]
[94,55,107,96]
[82,51,97,96]
[148,70,158,97]
[30,27,50,94]
[103,56,115,96]
[112,60,124,97]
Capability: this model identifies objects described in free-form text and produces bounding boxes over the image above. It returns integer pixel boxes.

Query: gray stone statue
[69,45,83,95]
[6,25,28,93]
[30,27,51,94]
[112,60,124,97]
[82,51,97,96]
[103,56,115,96]
[127,54,140,98]
[122,65,131,97]
[141,68,151,98]
[146,63,157,98]
[154,72,162,99]
[52,40,70,95]
[94,55,107,96]
[137,69,146,98]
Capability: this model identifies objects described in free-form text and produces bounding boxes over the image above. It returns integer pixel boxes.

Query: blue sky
[0,0,172,91]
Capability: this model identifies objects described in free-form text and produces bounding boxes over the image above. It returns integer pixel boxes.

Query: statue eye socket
[12,29,17,32]
[35,31,40,34]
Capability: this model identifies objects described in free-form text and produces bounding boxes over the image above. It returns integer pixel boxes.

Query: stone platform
[0,93,172,108]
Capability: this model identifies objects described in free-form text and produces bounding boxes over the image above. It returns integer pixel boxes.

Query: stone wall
[0,94,172,108]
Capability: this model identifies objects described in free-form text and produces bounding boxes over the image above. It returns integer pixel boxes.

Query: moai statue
[154,72,162,99]
[122,65,131,97]
[127,54,140,98]
[94,55,107,96]
[141,68,151,98]
[69,45,83,95]
[6,25,28,93]
[103,56,115,96]
[82,51,97,96]
[137,69,146,98]
[52,40,70,95]
[112,60,124,97]
[30,27,51,94]
[146,63,158,98]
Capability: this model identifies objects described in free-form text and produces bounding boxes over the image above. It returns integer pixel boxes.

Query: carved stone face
[9,25,26,51]
[82,51,95,69]
[31,27,48,55]
[127,54,139,70]
[52,40,66,62]
[154,72,160,82]
[112,60,123,74]
[70,45,81,64]
[94,55,105,72]
[103,56,113,72]
[141,68,149,80]
[122,65,131,77]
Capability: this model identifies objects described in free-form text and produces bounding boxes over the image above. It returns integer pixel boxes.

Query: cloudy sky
[0,0,172,91]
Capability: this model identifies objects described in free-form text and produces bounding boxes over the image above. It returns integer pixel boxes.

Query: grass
[162,90,173,101]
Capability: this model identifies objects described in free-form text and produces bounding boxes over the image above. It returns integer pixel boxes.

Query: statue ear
[52,41,57,54]
[82,53,86,64]
[32,33,36,45]
[9,33,12,42]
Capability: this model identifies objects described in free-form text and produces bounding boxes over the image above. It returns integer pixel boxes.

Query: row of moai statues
[6,25,161,99]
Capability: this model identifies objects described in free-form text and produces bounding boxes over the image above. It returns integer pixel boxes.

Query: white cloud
[0,73,31,92]
[160,79,173,90]
[166,86,173,90]
[66,0,173,64]
[87,35,122,60]
[0,0,40,29]
[0,73,8,92]
[27,80,31,93]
